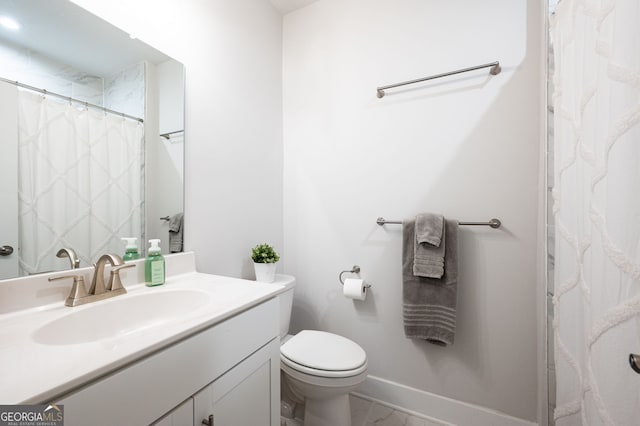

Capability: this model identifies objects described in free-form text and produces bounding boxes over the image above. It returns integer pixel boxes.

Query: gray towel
[403,218,459,346]
[413,213,445,278]
[415,213,444,246]
[168,212,184,253]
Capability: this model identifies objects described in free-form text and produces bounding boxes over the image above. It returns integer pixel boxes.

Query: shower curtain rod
[0,75,144,123]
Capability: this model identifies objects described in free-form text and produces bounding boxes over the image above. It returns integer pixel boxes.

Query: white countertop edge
[25,279,284,404]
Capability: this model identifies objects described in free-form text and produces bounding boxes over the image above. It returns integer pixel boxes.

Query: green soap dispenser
[145,239,165,286]
[121,237,140,261]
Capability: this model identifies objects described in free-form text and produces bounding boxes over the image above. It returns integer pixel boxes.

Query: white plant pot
[254,262,277,283]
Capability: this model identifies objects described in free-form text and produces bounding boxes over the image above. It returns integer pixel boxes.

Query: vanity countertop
[0,253,286,404]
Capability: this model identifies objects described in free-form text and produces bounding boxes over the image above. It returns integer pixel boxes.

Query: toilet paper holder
[339,265,371,287]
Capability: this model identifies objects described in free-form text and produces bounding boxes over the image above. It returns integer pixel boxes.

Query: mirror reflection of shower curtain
[17,90,144,275]
[552,0,640,424]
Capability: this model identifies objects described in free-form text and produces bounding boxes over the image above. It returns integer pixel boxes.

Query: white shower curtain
[552,0,640,424]
[18,90,144,274]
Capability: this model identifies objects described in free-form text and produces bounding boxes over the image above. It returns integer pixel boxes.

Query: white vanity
[0,252,284,425]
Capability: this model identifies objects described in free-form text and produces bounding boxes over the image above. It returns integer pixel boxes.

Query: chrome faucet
[56,247,80,269]
[89,253,125,295]
[49,253,135,307]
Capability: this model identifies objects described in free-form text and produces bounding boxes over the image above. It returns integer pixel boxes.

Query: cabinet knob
[202,414,214,425]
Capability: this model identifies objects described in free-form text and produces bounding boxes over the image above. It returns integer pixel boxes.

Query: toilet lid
[280,330,366,372]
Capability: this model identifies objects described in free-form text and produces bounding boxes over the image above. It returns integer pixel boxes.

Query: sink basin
[32,289,211,345]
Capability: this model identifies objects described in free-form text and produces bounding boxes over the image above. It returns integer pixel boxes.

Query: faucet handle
[49,274,88,307]
[109,263,135,292]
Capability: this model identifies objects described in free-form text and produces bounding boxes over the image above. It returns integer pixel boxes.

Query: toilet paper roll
[343,278,367,301]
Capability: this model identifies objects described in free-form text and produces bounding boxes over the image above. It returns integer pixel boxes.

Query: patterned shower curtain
[18,90,143,275]
[551,0,640,424]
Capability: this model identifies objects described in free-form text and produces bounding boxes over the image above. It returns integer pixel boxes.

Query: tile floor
[350,395,451,426]
[281,394,451,426]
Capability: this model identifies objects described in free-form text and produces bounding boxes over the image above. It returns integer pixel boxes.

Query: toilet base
[279,330,367,426]
[303,393,352,426]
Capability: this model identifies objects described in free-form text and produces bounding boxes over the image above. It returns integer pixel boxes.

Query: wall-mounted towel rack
[376,217,502,229]
[376,61,501,98]
[160,130,184,140]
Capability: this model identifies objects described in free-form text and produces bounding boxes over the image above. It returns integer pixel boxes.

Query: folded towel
[403,218,459,346]
[415,213,444,246]
[168,212,184,253]
[413,213,445,278]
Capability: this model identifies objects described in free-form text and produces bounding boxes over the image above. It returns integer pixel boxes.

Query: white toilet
[275,274,368,426]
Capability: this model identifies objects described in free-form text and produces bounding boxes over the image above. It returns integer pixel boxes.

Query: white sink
[0,253,287,404]
[32,289,210,345]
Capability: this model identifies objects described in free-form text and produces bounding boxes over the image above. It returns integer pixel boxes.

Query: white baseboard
[353,376,538,426]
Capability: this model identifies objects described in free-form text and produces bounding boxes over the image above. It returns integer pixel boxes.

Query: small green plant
[251,243,280,264]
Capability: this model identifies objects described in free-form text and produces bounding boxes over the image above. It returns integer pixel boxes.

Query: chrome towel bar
[160,130,184,140]
[376,61,501,98]
[376,217,502,229]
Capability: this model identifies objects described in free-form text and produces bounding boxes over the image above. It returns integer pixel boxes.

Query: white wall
[70,0,284,278]
[69,0,544,421]
[282,0,542,422]
[158,60,185,135]
[147,60,185,255]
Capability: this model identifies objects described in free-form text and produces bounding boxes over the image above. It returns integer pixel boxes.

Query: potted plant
[251,243,280,283]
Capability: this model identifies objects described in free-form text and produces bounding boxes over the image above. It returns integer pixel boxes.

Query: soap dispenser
[145,239,165,286]
[121,237,140,261]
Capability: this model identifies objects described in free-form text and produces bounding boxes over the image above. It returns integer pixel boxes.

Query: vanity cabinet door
[152,398,193,426]
[194,339,280,426]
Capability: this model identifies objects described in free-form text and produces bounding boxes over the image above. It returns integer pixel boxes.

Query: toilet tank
[273,274,296,339]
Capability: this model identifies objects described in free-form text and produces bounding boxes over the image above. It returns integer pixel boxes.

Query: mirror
[0,0,184,279]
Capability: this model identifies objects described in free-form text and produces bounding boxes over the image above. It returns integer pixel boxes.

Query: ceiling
[270,0,320,15]
[0,0,170,77]
[0,0,319,78]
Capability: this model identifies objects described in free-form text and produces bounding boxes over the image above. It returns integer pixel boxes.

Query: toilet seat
[280,330,367,378]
